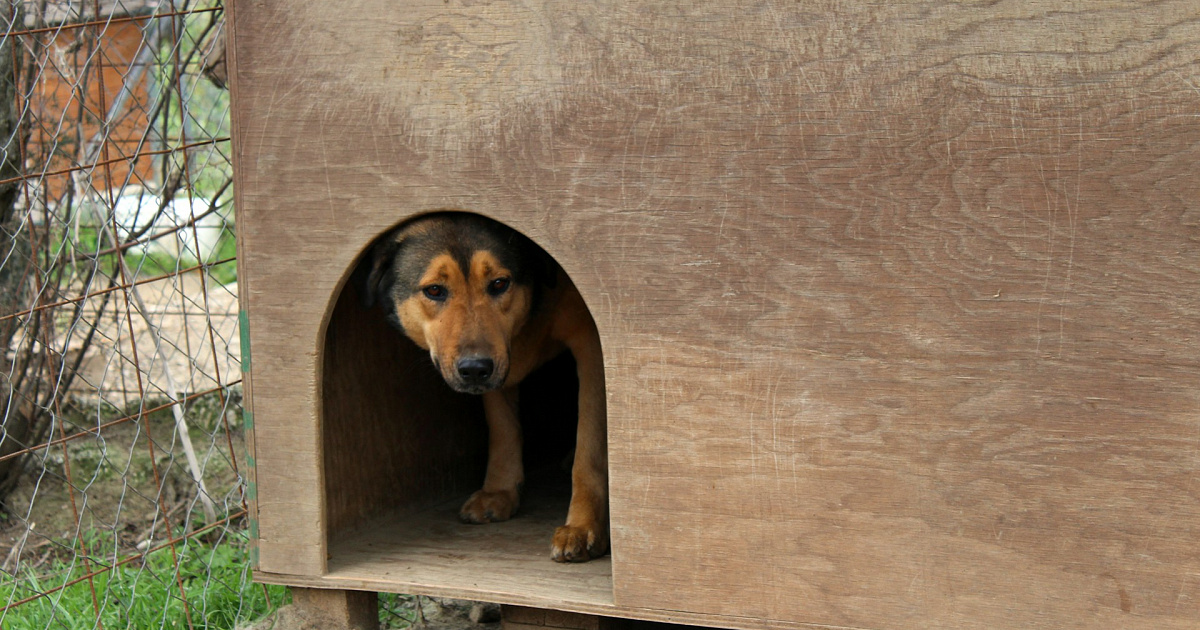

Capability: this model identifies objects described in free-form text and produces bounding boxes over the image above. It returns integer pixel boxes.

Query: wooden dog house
[227,2,1200,628]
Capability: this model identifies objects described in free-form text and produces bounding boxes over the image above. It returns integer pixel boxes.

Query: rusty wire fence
[0,1,284,627]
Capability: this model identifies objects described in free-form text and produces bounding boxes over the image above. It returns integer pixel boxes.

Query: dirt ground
[241,596,501,630]
[71,272,241,409]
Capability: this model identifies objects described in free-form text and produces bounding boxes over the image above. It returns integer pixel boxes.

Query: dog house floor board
[298,474,613,611]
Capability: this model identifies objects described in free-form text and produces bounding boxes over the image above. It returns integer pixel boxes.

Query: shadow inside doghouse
[321,251,581,541]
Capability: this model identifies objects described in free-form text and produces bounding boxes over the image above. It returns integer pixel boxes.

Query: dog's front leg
[459,387,523,523]
[552,328,609,562]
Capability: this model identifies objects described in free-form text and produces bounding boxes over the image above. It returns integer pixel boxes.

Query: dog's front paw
[459,489,519,524]
[551,523,608,563]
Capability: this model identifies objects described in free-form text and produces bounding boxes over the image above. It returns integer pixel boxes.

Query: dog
[358,211,608,563]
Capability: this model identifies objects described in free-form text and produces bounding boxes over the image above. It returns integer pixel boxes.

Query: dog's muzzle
[450,356,503,393]
[456,357,494,383]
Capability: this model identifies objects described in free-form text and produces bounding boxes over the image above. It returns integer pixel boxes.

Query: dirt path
[73,271,241,408]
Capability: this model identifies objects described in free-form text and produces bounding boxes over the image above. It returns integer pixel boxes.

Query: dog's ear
[353,232,405,309]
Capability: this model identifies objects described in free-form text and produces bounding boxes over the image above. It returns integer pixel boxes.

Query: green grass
[119,225,238,287]
[55,216,239,289]
[379,592,422,629]
[203,228,239,286]
[0,531,287,630]
[0,533,425,629]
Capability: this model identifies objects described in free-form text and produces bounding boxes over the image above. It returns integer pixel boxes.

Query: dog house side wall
[230,1,1200,628]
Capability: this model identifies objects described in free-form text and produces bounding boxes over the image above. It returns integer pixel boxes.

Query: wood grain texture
[503,605,633,630]
[229,0,1200,627]
[289,588,379,630]
[321,477,614,611]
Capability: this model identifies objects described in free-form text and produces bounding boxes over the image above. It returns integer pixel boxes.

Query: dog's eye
[488,277,511,296]
[422,285,448,301]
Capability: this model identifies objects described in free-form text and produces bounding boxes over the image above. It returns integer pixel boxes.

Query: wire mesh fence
[0,1,285,627]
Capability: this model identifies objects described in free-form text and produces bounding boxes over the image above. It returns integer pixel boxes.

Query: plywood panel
[229,1,1200,627]
[321,475,614,609]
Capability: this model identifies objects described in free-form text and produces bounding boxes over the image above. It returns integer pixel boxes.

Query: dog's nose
[456,357,495,383]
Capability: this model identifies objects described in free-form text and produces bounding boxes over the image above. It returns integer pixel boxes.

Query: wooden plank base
[254,473,894,630]
[321,473,613,609]
[503,605,628,630]
[289,588,378,630]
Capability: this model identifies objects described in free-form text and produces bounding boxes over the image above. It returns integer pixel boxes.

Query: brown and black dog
[359,212,608,563]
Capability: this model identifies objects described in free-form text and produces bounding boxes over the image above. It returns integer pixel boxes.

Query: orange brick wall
[25,19,160,204]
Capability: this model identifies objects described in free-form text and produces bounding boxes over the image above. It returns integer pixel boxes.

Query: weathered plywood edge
[251,570,850,630]
[222,0,264,571]
[226,0,329,577]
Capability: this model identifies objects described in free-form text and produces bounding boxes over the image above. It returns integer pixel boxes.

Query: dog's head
[357,213,555,394]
